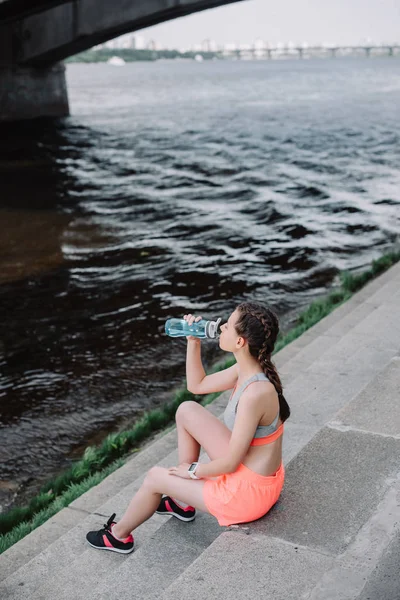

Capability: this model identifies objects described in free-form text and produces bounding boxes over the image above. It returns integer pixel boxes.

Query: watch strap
[188,462,200,479]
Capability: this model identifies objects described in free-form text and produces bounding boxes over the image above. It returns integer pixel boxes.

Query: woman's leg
[113,466,208,538]
[113,401,230,538]
[175,401,231,464]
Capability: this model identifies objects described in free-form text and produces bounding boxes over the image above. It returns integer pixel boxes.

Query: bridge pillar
[0,62,69,122]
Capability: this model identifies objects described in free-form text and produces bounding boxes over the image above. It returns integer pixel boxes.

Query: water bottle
[165,317,222,339]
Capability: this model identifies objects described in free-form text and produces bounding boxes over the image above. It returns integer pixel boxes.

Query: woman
[86,302,290,553]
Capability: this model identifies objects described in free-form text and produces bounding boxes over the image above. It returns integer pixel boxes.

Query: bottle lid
[205,317,222,339]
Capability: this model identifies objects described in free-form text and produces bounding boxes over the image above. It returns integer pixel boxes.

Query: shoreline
[1,247,399,553]
[65,48,400,64]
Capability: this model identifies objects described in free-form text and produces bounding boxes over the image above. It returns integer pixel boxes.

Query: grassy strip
[1,249,399,552]
[0,457,125,555]
[0,389,195,536]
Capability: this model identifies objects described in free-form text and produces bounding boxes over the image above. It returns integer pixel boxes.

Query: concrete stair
[1,261,399,600]
[161,355,400,600]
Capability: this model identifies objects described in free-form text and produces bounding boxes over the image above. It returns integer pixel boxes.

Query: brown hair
[234,302,290,423]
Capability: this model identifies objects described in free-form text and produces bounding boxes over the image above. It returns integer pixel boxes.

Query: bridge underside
[0,0,244,121]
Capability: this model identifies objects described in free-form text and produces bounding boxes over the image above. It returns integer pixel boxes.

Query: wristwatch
[188,462,200,479]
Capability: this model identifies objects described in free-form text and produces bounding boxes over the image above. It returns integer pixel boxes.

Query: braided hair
[235,302,290,423]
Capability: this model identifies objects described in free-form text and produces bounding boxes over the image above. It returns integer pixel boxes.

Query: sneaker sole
[86,539,134,554]
[155,510,196,522]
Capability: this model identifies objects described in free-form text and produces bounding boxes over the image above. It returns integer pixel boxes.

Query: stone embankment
[1,261,399,599]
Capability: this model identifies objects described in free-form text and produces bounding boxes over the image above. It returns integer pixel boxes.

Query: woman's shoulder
[241,379,276,403]
[251,378,276,396]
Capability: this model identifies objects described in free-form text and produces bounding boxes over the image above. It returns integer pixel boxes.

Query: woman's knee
[144,465,165,489]
[175,400,200,423]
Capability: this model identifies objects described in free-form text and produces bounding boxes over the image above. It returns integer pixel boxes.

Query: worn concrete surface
[1,261,399,599]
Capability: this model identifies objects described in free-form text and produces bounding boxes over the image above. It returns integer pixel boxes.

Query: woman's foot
[155,496,196,521]
[86,513,134,554]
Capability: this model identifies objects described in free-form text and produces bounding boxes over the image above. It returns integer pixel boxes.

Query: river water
[0,57,399,512]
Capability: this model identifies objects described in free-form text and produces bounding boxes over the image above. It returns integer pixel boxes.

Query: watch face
[188,463,197,472]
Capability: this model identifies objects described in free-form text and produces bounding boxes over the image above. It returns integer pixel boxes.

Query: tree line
[66,48,220,62]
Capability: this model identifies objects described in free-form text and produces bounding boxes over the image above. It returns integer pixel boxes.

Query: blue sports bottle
[165,317,222,339]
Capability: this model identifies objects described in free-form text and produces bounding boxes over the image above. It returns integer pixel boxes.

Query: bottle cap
[205,317,222,339]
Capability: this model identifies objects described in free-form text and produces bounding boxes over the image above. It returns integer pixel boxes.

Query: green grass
[0,457,125,554]
[66,48,220,63]
[1,248,399,553]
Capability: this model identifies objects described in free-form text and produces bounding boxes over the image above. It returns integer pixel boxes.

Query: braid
[258,348,283,398]
[236,302,290,422]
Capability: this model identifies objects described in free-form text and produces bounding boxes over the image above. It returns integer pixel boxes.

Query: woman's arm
[185,314,238,394]
[195,390,266,478]
[186,339,206,392]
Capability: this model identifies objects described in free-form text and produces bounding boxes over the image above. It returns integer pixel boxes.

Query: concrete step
[88,512,222,600]
[274,265,400,462]
[89,364,400,600]
[0,394,228,583]
[161,357,400,600]
[0,437,216,598]
[1,261,399,599]
[0,478,169,598]
[14,350,399,599]
[24,515,218,600]
[276,264,400,385]
[273,260,400,375]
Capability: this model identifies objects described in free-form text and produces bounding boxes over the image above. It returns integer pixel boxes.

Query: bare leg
[113,466,208,538]
[177,413,201,464]
[113,402,231,538]
[113,485,162,538]
[175,401,231,464]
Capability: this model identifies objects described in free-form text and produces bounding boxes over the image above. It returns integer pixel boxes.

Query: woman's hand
[168,462,192,479]
[183,314,202,342]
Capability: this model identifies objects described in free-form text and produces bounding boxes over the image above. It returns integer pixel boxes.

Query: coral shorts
[203,462,284,527]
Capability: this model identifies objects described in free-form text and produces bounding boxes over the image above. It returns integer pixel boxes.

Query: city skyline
[103,33,400,54]
[132,0,400,48]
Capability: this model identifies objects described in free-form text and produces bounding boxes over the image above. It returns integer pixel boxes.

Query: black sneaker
[155,496,196,522]
[86,513,134,554]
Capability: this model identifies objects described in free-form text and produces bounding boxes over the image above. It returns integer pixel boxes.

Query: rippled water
[1,58,399,511]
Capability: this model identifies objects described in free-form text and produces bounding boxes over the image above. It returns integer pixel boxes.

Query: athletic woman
[86,302,290,553]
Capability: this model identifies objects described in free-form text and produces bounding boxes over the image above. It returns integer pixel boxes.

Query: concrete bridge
[0,0,245,122]
[224,44,400,60]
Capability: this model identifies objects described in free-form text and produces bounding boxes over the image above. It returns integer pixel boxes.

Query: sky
[138,0,400,48]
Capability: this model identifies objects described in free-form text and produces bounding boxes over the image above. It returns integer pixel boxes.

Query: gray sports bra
[223,372,280,437]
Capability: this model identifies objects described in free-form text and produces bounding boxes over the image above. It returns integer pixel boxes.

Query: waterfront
[0,57,399,511]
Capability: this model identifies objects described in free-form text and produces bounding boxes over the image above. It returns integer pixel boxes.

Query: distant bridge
[223,45,400,60]
[0,0,246,122]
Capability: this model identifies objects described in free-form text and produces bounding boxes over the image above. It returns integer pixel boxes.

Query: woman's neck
[234,352,263,382]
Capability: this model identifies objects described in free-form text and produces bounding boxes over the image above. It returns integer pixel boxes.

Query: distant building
[253,38,266,50]
[133,35,146,50]
[104,34,135,49]
[221,42,236,57]
[201,39,218,52]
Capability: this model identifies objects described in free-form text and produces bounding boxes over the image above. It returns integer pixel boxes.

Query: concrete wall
[0,62,69,122]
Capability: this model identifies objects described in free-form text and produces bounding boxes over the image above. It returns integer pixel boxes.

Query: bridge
[222,44,400,60]
[0,0,245,122]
